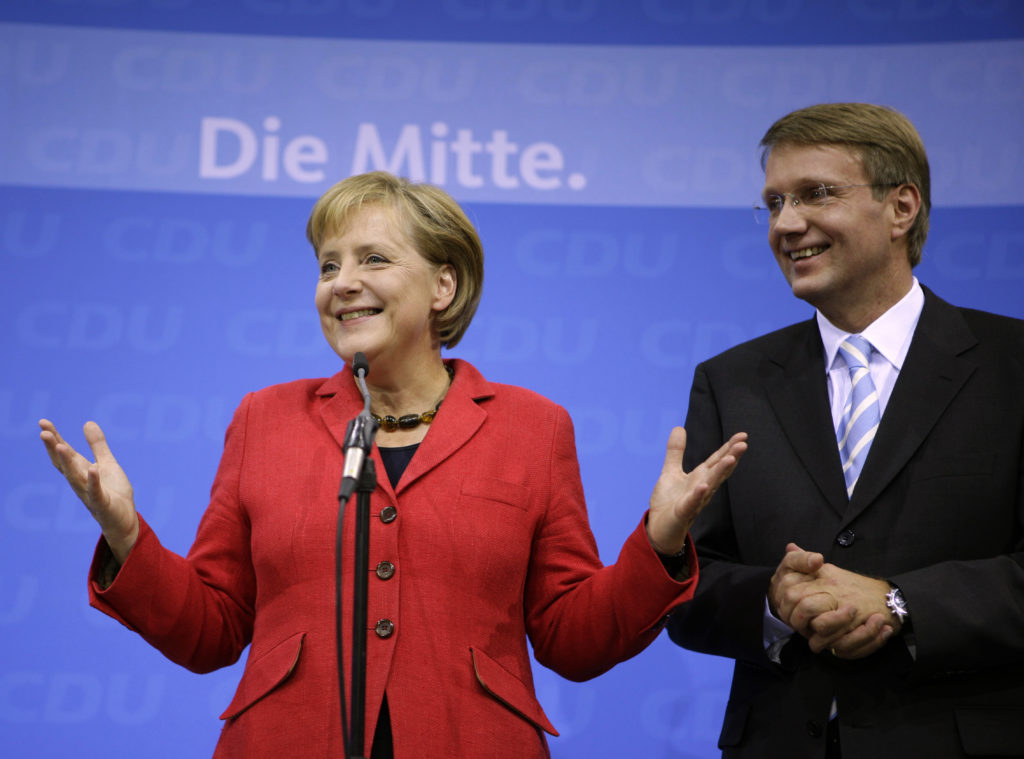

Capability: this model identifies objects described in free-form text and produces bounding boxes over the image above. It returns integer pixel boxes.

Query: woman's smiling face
[314,203,455,372]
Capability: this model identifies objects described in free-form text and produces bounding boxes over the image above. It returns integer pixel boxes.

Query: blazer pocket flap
[470,647,558,736]
[954,707,1024,756]
[461,477,528,510]
[220,632,305,721]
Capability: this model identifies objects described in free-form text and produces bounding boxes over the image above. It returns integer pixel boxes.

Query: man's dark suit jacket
[668,287,1024,758]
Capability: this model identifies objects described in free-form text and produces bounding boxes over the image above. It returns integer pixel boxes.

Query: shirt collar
[817,278,924,373]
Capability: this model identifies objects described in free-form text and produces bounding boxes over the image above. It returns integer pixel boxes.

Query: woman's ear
[433,264,457,312]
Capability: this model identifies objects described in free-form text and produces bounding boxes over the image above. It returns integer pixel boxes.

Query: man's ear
[890,183,922,242]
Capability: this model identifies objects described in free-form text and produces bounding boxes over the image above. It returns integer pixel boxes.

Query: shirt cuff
[763,595,794,663]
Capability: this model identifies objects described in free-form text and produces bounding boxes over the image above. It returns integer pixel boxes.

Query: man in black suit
[667,103,1024,758]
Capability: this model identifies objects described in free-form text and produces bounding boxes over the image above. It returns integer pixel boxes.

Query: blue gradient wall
[3,3,1023,757]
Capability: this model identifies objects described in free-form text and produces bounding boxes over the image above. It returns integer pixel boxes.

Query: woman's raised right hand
[39,419,139,564]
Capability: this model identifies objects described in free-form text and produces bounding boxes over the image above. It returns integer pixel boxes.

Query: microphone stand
[348,448,376,759]
[337,355,378,759]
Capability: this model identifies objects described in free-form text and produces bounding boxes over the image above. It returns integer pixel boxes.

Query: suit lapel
[764,320,850,517]
[844,289,979,521]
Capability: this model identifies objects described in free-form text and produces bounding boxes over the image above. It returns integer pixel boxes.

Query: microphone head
[353,352,369,378]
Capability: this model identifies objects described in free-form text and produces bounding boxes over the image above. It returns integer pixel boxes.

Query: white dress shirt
[762,279,925,659]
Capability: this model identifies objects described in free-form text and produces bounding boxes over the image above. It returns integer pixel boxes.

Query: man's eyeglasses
[753,183,897,225]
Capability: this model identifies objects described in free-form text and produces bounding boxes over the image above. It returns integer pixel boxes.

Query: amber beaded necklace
[371,364,454,433]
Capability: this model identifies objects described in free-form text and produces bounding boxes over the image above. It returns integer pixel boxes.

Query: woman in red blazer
[39,171,746,758]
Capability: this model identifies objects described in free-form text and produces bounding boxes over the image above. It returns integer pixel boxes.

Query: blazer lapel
[395,360,492,494]
[764,319,850,517]
[314,360,495,498]
[844,289,979,520]
[317,368,364,454]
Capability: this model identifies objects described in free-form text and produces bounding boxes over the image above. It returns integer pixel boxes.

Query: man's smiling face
[762,142,912,332]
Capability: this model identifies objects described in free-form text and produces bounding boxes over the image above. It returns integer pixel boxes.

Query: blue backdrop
[3,2,1023,757]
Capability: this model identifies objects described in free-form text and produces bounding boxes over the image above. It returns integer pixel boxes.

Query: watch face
[886,587,908,620]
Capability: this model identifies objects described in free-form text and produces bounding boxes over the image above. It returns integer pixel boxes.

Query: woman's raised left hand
[645,428,747,556]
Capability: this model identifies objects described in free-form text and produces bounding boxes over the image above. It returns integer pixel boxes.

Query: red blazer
[90,359,696,758]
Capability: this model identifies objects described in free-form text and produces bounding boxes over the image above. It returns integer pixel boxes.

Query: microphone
[352,352,371,415]
[339,352,377,502]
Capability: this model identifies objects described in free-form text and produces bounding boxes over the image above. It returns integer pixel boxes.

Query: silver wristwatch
[885,585,909,624]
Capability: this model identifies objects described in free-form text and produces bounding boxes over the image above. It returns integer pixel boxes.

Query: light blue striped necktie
[836,335,881,497]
